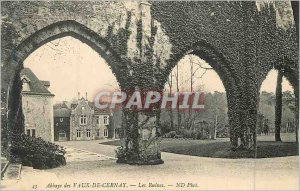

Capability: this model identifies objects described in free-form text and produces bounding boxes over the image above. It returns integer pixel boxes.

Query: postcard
[1,1,299,190]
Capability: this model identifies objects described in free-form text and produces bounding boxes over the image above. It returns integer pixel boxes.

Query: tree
[275,71,283,142]
[166,71,174,131]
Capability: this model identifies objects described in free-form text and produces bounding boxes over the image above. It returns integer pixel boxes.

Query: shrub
[115,146,139,164]
[10,133,66,169]
[160,123,172,135]
[163,131,177,138]
[115,146,127,163]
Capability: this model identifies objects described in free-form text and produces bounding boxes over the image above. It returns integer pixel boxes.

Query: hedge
[10,133,66,169]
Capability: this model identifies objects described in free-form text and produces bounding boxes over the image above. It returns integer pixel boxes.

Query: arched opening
[6,21,127,165]
[259,69,297,142]
[22,36,121,143]
[158,41,240,158]
[162,54,228,140]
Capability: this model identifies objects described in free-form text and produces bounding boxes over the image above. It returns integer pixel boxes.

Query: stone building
[94,108,114,139]
[69,96,116,141]
[21,68,55,142]
[54,103,71,141]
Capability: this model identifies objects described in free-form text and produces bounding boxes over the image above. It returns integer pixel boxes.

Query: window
[103,115,109,125]
[80,115,87,125]
[60,118,64,122]
[59,130,66,138]
[115,128,118,137]
[97,129,100,137]
[96,116,100,124]
[26,129,36,137]
[86,129,91,138]
[76,130,81,138]
[104,128,108,137]
[22,82,30,92]
[26,129,30,136]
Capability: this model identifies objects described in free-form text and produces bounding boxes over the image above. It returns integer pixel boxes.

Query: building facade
[54,104,71,141]
[70,97,96,141]
[21,68,55,142]
[94,109,112,139]
[68,97,116,141]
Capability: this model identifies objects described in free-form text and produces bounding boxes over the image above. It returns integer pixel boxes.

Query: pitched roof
[53,102,69,109]
[94,105,113,114]
[54,108,71,117]
[20,68,54,96]
[40,80,50,87]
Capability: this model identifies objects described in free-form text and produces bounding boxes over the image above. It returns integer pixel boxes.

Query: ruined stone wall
[1,1,298,151]
[151,1,298,148]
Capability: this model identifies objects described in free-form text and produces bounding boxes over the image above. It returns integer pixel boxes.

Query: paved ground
[64,146,115,162]
[60,139,117,158]
[1,136,299,190]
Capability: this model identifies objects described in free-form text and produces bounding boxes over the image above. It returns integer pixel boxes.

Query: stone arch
[5,20,131,136]
[258,56,298,95]
[162,40,238,94]
[161,40,242,147]
[162,40,240,114]
[10,20,131,86]
[257,56,299,141]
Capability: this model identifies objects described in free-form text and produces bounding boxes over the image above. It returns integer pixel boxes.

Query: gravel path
[2,139,298,190]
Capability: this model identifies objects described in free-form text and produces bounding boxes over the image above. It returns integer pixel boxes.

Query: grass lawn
[100,137,299,158]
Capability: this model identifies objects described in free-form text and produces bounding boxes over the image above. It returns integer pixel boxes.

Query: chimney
[78,92,80,100]
[86,92,88,100]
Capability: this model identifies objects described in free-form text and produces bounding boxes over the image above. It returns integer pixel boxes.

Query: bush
[115,146,140,164]
[10,133,66,169]
[160,123,172,135]
[175,129,207,140]
[115,146,127,163]
[163,131,177,138]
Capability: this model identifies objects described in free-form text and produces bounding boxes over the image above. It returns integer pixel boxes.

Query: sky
[24,36,293,103]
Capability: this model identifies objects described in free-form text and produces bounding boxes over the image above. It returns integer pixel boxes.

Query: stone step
[1,158,9,179]
[2,163,22,180]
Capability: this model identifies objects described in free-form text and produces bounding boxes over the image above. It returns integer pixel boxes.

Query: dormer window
[21,75,31,92]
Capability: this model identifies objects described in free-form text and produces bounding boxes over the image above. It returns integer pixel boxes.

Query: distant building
[70,97,96,141]
[68,94,117,141]
[54,103,71,141]
[21,68,55,142]
[94,108,113,139]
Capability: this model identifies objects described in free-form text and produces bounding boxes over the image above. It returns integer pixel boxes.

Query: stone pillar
[136,112,163,164]
[117,108,163,165]
[138,1,152,64]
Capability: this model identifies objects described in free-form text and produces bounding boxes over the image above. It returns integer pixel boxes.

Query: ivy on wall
[0,1,298,162]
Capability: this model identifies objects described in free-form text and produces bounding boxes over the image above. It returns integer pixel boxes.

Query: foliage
[163,131,177,138]
[1,1,298,161]
[115,146,139,164]
[259,90,296,133]
[10,133,66,169]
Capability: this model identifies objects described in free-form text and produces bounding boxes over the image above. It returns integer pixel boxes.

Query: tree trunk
[168,73,174,131]
[275,72,283,142]
[176,65,181,130]
[294,91,299,143]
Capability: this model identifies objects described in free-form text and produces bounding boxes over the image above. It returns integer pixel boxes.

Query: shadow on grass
[100,139,299,159]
